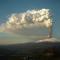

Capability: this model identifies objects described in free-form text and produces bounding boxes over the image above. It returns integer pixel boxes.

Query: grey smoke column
[48,25,52,38]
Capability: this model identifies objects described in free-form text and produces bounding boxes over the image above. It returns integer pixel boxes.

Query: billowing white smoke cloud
[0,9,52,33]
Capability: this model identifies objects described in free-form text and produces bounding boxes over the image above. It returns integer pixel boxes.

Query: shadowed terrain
[0,38,60,60]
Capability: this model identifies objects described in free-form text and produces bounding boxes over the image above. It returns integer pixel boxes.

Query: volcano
[0,38,60,60]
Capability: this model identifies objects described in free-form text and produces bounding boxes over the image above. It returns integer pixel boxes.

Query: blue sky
[0,0,60,40]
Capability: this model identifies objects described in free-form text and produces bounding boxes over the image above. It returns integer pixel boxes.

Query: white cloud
[0,8,53,33]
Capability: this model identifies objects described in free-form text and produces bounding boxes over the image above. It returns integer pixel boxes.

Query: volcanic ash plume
[0,9,53,32]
